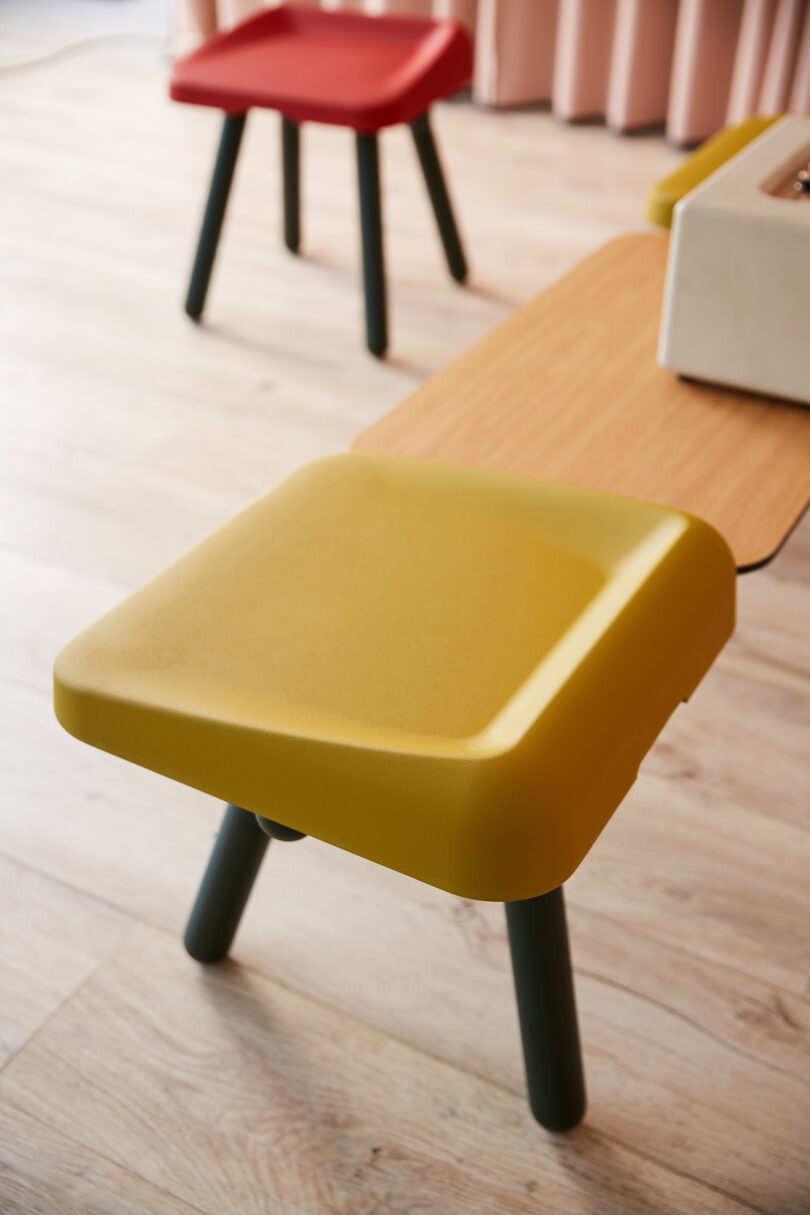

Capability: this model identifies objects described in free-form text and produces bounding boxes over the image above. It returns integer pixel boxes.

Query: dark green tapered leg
[185,112,246,321]
[184,804,269,962]
[505,887,586,1132]
[356,131,387,357]
[281,116,301,253]
[409,111,467,283]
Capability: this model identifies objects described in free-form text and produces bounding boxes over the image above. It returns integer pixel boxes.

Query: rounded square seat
[169,7,473,130]
[54,454,734,901]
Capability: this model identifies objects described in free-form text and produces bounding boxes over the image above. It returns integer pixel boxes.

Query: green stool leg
[281,115,301,253]
[409,111,467,283]
[356,131,388,357]
[505,887,586,1132]
[184,803,269,963]
[185,112,246,321]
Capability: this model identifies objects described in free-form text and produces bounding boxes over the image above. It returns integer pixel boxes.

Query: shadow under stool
[170,5,472,356]
[53,453,735,1131]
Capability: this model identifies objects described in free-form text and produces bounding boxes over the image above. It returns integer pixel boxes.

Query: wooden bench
[354,232,810,571]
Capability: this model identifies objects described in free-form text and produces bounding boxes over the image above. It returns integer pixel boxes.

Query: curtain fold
[171,0,810,144]
[473,0,557,108]
[758,0,806,110]
[666,0,744,145]
[553,0,618,121]
[606,0,679,132]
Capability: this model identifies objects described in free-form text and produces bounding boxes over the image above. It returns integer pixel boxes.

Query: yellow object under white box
[659,115,810,406]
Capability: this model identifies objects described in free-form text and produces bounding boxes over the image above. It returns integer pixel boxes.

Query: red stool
[171,6,473,355]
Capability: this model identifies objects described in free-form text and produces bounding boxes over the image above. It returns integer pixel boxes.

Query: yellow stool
[646,115,781,229]
[53,453,735,1130]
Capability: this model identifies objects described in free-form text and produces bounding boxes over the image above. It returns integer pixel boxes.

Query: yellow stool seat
[646,115,781,229]
[54,453,734,901]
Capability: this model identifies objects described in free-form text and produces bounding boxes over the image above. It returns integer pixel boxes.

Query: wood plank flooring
[1,3,808,1213]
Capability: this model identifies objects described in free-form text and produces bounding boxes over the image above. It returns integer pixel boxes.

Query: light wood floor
[1,3,808,1213]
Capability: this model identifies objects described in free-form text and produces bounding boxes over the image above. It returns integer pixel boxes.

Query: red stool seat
[170,7,473,131]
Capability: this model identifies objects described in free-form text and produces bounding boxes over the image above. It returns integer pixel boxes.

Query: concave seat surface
[54,454,734,901]
[169,7,473,129]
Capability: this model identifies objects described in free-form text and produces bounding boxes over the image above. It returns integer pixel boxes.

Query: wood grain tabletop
[354,232,810,570]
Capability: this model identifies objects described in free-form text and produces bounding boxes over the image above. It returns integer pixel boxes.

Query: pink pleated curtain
[173,0,810,144]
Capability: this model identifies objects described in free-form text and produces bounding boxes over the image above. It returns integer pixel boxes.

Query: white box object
[659,114,810,405]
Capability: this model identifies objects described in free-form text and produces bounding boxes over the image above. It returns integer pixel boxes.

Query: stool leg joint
[255,814,306,842]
